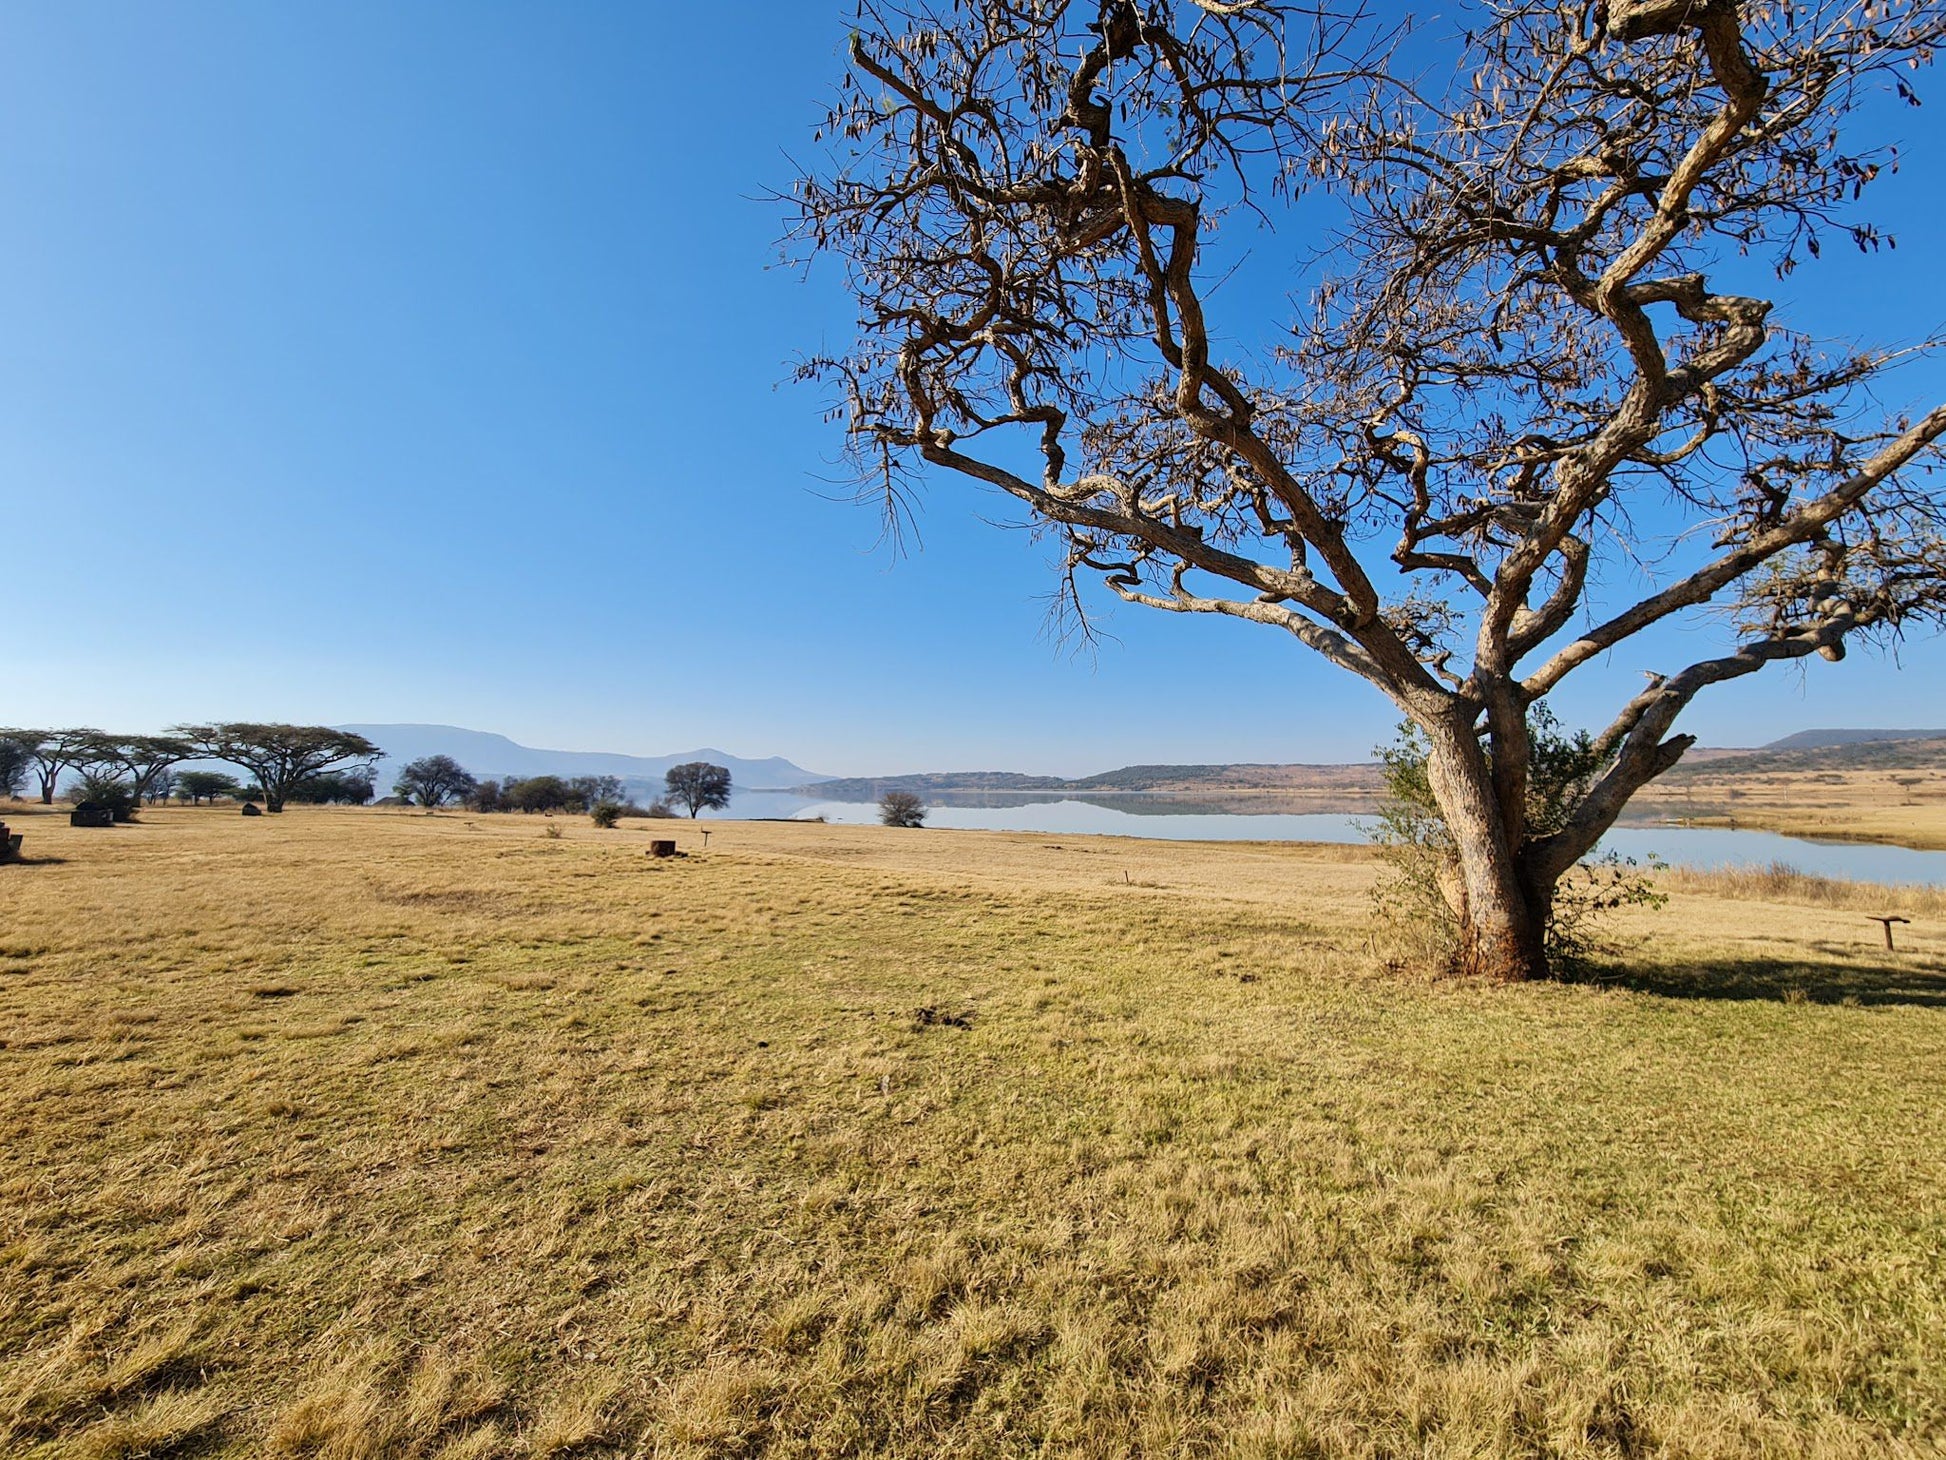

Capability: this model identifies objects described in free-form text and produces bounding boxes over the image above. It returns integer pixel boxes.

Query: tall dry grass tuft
[1663,860,1946,916]
[72,1388,227,1460]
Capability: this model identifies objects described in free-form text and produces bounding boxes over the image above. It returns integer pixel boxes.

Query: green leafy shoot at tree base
[1370,707,1665,977]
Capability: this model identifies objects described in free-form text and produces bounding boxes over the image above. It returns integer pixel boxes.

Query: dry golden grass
[2,805,1944,1456]
[1633,764,1946,849]
[1662,862,1946,918]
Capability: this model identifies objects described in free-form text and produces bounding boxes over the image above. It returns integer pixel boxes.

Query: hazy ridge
[327,723,1946,804]
[804,729,1946,800]
[335,724,831,797]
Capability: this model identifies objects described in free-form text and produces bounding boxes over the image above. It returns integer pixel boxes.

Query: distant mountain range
[801,762,1382,800]
[335,724,830,799]
[324,723,1946,805]
[1664,730,1946,780]
[1758,728,1946,751]
[799,729,1946,801]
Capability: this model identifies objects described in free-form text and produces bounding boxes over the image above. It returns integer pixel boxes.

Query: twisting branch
[793,0,1946,978]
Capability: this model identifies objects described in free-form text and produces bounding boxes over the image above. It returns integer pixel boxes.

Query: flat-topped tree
[794,0,1946,980]
[176,771,240,805]
[86,735,196,809]
[174,724,382,814]
[0,729,104,804]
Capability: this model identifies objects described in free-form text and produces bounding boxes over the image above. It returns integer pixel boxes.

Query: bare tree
[794,0,1946,979]
[175,724,382,814]
[880,790,928,827]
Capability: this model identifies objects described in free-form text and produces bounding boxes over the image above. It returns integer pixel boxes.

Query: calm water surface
[723,791,1946,886]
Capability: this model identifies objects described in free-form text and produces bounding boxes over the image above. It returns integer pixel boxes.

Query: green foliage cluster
[67,768,139,821]
[287,771,376,806]
[175,771,240,806]
[393,755,478,809]
[1370,708,1664,973]
[472,774,630,815]
[0,735,33,799]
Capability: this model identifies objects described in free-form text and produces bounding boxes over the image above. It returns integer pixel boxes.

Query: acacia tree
[795,0,1946,980]
[84,734,196,810]
[175,724,382,814]
[0,728,104,805]
[176,770,240,805]
[664,762,732,818]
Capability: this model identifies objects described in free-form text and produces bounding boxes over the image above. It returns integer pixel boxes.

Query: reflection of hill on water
[839,789,1382,817]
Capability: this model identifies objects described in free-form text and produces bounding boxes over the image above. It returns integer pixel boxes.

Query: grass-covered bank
[2,808,1943,1456]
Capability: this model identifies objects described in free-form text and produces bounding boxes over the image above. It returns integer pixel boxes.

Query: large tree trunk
[1422,719,1552,981]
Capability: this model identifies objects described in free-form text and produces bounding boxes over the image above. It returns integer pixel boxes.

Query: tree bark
[1422,718,1551,981]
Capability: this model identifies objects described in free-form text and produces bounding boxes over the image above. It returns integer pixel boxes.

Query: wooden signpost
[1870,915,1911,951]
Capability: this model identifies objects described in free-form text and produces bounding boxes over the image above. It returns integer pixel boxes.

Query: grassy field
[2,806,1944,1457]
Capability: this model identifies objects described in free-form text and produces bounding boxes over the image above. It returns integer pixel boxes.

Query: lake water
[721,791,1946,886]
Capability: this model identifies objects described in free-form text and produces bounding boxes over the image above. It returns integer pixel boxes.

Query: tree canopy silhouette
[175,724,382,815]
[794,0,1946,979]
[394,755,478,808]
[664,762,732,818]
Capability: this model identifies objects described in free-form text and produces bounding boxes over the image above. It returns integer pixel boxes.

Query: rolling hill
[1760,728,1946,751]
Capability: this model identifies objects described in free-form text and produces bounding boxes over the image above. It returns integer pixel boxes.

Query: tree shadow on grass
[1581,946,1946,1008]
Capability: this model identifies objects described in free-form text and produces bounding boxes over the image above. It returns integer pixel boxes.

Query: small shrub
[590,801,623,829]
[542,823,563,840]
[67,769,139,822]
[879,790,927,828]
[1368,707,1663,974]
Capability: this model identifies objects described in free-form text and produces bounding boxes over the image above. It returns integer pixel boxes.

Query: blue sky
[3,3,1943,778]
